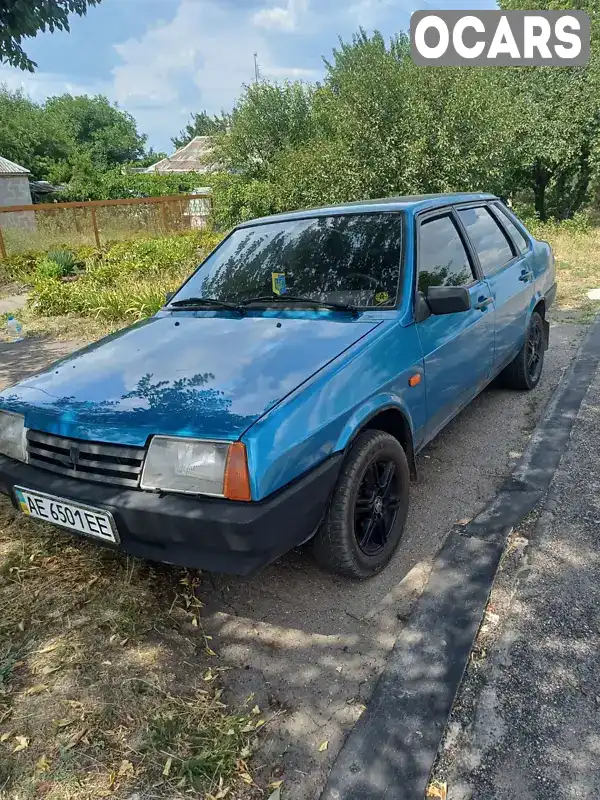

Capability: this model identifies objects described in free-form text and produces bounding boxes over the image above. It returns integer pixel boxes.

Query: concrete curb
[320,317,600,800]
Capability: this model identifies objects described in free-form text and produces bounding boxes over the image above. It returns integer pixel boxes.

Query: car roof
[237,193,497,228]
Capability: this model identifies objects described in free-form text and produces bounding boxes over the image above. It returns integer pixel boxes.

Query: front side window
[418,215,475,293]
[458,206,514,275]
[171,213,403,309]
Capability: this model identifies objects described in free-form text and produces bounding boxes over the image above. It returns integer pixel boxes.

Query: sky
[0,0,495,154]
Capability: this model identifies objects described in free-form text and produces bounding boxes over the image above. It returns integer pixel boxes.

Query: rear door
[456,204,534,373]
[415,210,495,442]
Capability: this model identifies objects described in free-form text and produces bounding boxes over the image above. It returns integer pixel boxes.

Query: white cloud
[252,0,309,32]
[0,65,108,102]
[110,0,318,148]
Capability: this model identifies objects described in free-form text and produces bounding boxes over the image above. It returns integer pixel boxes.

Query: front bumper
[0,454,342,575]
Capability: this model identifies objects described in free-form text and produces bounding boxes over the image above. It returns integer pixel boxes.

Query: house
[0,156,33,208]
[0,156,35,231]
[143,136,218,174]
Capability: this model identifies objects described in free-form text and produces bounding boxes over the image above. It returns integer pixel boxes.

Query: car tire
[501,311,545,391]
[313,429,410,579]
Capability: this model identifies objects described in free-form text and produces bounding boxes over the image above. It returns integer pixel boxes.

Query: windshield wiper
[169,296,244,315]
[241,295,359,317]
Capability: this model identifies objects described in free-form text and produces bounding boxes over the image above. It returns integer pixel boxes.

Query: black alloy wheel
[354,458,401,556]
[313,429,410,578]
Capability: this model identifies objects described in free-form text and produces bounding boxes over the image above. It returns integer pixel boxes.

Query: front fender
[334,393,415,453]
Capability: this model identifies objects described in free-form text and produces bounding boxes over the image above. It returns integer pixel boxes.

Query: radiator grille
[26,431,145,488]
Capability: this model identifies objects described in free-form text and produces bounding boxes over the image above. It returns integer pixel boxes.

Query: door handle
[475,296,493,311]
[519,270,534,282]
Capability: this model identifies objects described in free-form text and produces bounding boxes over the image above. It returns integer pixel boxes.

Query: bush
[29,229,222,322]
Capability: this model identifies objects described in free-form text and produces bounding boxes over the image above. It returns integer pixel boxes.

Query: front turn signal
[223,441,252,501]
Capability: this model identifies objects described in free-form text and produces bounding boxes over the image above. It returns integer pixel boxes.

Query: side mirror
[426,285,471,315]
[165,291,175,304]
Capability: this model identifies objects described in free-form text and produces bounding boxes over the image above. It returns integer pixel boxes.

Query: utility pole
[253,52,260,83]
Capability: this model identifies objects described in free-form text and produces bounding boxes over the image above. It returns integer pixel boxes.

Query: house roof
[0,156,31,176]
[144,136,218,174]
[239,193,497,227]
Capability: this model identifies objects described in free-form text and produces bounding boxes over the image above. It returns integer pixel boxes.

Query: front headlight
[141,436,232,496]
[0,411,27,462]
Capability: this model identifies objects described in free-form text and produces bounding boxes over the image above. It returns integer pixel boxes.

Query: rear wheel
[313,430,410,579]
[501,310,545,390]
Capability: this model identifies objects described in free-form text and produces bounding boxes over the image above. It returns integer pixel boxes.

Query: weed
[29,230,222,323]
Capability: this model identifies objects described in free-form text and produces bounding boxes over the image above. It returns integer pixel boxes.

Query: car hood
[0,314,380,446]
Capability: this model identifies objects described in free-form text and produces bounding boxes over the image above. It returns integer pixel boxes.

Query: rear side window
[457,206,514,275]
[492,205,529,254]
[418,214,475,292]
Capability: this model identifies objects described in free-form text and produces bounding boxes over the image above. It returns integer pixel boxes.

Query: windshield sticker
[272,273,287,295]
[375,291,389,304]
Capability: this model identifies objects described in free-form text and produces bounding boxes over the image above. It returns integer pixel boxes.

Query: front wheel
[500,311,546,390]
[313,430,410,579]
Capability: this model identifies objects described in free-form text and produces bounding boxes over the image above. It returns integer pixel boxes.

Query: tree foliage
[0,0,102,72]
[172,111,230,149]
[0,87,147,183]
[208,29,600,223]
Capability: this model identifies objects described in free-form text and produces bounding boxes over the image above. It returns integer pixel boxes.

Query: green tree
[214,32,526,220]
[0,86,71,179]
[43,94,147,179]
[0,89,148,182]
[172,111,230,149]
[216,81,317,179]
[0,0,102,72]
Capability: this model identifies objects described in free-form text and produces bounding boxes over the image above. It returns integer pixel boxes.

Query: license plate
[14,486,118,543]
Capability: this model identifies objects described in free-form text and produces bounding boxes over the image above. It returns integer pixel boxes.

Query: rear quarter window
[491,204,530,254]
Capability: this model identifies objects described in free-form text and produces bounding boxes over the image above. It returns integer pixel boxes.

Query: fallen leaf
[118,759,134,777]
[162,756,172,777]
[426,780,447,799]
[35,754,51,772]
[25,684,48,696]
[240,772,253,784]
[191,616,199,627]
[13,735,30,752]
[203,668,214,682]
[0,733,10,742]
[318,740,329,752]
[63,728,87,751]
[268,789,282,800]
[40,666,60,677]
[268,780,284,789]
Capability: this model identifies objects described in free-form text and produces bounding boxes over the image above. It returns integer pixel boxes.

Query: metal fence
[0,192,212,259]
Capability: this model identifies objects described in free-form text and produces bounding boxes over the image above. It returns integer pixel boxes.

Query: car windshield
[170,212,403,310]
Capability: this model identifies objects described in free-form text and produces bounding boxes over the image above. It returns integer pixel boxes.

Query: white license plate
[14,486,118,543]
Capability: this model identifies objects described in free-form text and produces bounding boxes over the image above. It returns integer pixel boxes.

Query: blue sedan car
[0,193,555,578]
